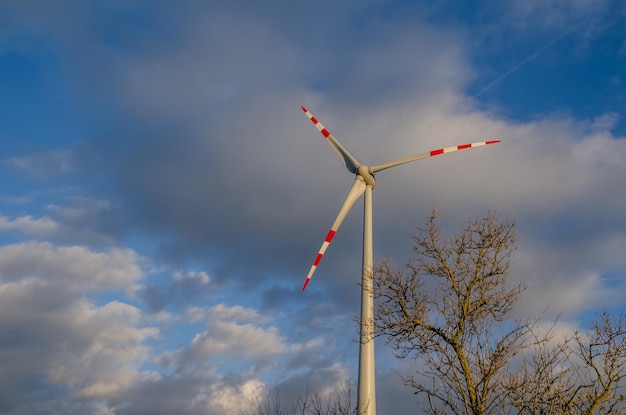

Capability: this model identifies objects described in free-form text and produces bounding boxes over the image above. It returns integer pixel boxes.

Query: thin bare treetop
[373,210,534,415]
[375,210,521,348]
[505,312,626,415]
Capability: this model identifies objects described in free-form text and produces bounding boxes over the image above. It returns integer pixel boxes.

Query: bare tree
[572,312,626,414]
[503,327,581,415]
[372,209,539,415]
[505,312,626,415]
[241,382,358,415]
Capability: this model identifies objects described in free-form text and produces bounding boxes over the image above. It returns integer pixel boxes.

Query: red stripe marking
[320,128,330,138]
[486,140,500,145]
[311,116,318,124]
[301,106,308,112]
[325,230,336,242]
[313,253,323,266]
[458,143,472,149]
[301,278,310,291]
[430,148,444,156]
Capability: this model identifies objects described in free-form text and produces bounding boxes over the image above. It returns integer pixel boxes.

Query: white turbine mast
[299,105,499,415]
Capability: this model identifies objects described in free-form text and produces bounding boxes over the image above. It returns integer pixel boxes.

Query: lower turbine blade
[302,177,367,291]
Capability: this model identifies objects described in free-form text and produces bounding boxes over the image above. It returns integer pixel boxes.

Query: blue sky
[0,1,625,413]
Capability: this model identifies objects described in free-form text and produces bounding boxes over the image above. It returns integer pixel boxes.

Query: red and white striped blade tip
[428,140,500,156]
[301,229,337,292]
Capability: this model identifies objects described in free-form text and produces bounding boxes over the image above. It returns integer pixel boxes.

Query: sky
[0,0,625,413]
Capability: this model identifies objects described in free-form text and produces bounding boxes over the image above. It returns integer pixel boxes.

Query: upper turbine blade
[370,140,500,174]
[301,177,367,291]
[301,106,360,174]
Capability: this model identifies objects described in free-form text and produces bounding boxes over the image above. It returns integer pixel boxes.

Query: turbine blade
[301,106,360,174]
[370,140,500,174]
[302,177,367,291]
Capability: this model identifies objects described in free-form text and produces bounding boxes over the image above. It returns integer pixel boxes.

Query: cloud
[4,150,73,179]
[264,363,354,412]
[140,271,214,313]
[0,198,125,245]
[177,303,286,374]
[46,197,125,239]
[0,214,60,236]
[114,302,343,415]
[0,242,282,415]
[0,257,157,414]
[502,0,613,30]
[113,372,265,415]
[0,241,143,292]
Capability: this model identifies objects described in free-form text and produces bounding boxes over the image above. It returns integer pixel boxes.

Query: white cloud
[263,363,355,412]
[190,321,283,363]
[184,306,208,323]
[0,241,286,415]
[178,304,286,374]
[4,150,73,179]
[207,303,265,323]
[46,300,158,399]
[0,243,154,411]
[0,214,60,236]
[173,270,210,284]
[198,378,265,414]
[0,197,125,245]
[118,303,349,415]
[0,242,143,292]
[113,372,267,415]
[497,0,613,33]
[589,113,620,132]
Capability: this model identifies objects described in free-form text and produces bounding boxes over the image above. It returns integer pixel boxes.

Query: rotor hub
[357,165,376,188]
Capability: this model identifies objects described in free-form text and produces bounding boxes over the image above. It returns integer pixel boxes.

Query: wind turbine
[299,105,500,415]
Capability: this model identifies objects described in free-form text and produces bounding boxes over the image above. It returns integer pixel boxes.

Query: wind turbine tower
[299,105,499,415]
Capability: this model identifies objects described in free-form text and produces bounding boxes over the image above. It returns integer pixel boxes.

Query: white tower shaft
[358,185,375,414]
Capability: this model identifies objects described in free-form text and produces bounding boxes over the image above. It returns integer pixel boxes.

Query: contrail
[473,25,579,98]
